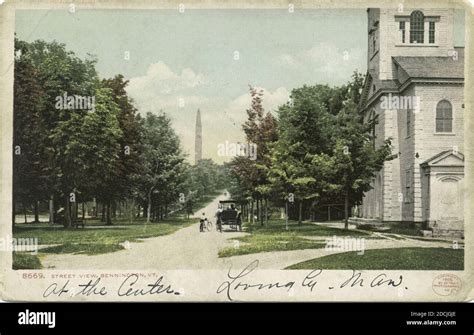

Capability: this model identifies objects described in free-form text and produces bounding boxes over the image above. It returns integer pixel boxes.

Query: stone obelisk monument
[195,109,202,164]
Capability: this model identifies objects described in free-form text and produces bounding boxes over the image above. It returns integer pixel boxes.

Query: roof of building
[378,79,400,90]
[392,56,464,79]
[360,53,465,112]
[420,150,464,167]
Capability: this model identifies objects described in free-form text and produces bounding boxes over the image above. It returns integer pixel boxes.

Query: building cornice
[361,78,464,114]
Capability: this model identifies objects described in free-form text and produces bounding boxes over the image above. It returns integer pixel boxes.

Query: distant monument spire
[195,109,202,164]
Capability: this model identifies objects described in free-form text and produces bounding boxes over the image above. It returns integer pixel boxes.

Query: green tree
[330,100,392,229]
[230,86,278,225]
[13,39,47,224]
[50,87,123,226]
[137,113,187,223]
[100,75,144,222]
[102,75,143,200]
[14,39,99,226]
[265,71,390,229]
[266,84,338,223]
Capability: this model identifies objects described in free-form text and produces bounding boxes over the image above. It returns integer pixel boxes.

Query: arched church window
[436,100,453,132]
[410,11,424,43]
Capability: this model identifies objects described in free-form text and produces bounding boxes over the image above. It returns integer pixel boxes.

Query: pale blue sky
[15,9,465,163]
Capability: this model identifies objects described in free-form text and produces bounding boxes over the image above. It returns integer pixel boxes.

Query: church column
[383,108,402,221]
[412,97,424,223]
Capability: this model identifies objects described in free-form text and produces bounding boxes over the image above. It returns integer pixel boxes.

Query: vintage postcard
[0,0,473,302]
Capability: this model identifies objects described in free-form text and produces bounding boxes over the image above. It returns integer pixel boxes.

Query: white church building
[357,8,464,237]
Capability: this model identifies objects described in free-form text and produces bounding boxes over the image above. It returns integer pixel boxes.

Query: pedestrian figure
[199,212,206,232]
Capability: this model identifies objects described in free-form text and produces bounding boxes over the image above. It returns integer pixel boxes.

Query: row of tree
[228,74,393,229]
[13,38,222,227]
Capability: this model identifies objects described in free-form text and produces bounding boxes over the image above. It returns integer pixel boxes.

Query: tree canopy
[229,73,393,229]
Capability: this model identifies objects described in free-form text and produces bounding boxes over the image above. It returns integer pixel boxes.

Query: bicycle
[203,219,213,232]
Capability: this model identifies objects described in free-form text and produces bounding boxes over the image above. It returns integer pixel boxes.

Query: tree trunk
[247,203,251,222]
[94,198,98,218]
[106,201,112,225]
[64,196,72,228]
[101,203,106,222]
[344,191,349,230]
[74,201,78,220]
[256,198,260,224]
[298,200,302,224]
[130,199,135,224]
[23,202,27,224]
[285,200,289,230]
[147,191,152,223]
[49,197,54,225]
[250,201,254,224]
[82,202,85,220]
[34,201,40,223]
[260,201,263,225]
[264,198,268,225]
[111,202,116,219]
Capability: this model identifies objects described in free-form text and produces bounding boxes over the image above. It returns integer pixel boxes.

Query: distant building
[195,109,202,164]
[357,8,464,237]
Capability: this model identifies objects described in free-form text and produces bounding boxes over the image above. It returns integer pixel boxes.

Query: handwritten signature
[42,261,404,300]
[217,260,404,301]
[43,274,179,298]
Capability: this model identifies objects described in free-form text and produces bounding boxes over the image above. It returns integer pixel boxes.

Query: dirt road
[42,191,453,270]
[42,192,248,270]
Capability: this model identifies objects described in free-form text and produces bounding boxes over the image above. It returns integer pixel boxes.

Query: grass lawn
[286,247,464,270]
[40,243,124,255]
[13,216,193,257]
[218,219,374,257]
[219,234,326,257]
[12,252,42,270]
[11,191,221,269]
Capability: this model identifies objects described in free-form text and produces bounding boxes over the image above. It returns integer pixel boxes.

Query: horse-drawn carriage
[216,200,242,232]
